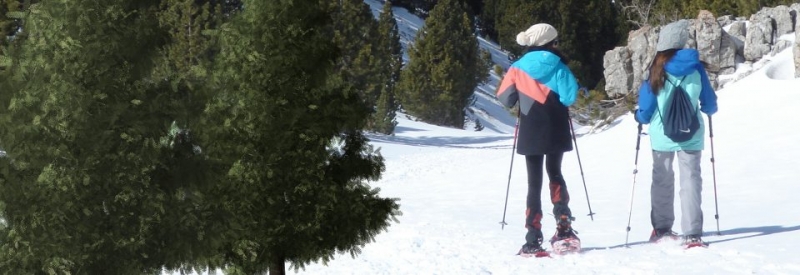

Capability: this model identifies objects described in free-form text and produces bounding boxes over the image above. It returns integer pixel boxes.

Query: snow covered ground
[296,2,800,274]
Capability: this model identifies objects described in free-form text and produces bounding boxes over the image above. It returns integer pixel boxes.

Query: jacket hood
[664,49,702,76]
[514,50,563,80]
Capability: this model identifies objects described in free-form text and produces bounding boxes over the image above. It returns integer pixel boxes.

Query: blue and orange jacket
[496,50,578,155]
[635,49,718,151]
[497,50,578,113]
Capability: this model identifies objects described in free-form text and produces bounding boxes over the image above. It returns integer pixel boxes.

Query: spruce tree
[199,0,399,274]
[399,0,490,128]
[329,0,383,108]
[0,0,212,273]
[372,2,402,135]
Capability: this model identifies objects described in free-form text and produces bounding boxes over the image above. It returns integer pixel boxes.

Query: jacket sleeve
[697,68,718,115]
[496,67,519,109]
[556,63,578,107]
[635,80,657,124]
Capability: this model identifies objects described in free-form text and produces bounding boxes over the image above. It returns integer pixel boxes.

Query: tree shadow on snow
[705,225,800,245]
[581,225,800,251]
[581,240,652,252]
[366,133,513,150]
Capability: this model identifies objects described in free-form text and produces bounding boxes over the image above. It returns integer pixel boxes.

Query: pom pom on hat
[516,23,558,47]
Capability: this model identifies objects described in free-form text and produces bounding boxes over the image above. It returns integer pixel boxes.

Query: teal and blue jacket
[635,49,718,152]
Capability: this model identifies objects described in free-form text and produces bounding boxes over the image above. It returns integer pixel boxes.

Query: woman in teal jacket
[635,20,717,246]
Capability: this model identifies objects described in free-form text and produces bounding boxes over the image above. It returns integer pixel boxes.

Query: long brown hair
[649,49,678,95]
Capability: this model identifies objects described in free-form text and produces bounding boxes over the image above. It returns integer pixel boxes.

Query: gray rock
[744,15,774,61]
[719,32,737,75]
[603,47,633,97]
[727,21,747,56]
[628,26,660,93]
[772,6,795,36]
[695,11,721,71]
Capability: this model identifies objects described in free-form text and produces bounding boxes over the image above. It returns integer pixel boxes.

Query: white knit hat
[516,23,558,47]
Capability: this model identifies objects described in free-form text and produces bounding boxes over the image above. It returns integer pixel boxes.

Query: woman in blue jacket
[635,20,718,246]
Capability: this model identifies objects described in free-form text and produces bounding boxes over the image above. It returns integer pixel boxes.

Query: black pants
[524,153,571,245]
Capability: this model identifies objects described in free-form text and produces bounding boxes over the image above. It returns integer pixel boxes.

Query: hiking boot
[683,234,708,248]
[649,228,679,243]
[550,214,579,244]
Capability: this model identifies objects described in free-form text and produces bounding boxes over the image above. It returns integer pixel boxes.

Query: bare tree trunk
[268,255,286,275]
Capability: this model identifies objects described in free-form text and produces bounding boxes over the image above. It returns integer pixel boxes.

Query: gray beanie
[656,20,690,52]
[516,23,558,47]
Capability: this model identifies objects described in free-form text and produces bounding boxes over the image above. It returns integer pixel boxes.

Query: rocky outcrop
[603,5,800,97]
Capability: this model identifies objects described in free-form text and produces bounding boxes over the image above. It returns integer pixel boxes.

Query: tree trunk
[268,255,286,275]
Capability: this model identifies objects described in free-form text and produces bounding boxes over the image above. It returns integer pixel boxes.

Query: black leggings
[524,153,571,237]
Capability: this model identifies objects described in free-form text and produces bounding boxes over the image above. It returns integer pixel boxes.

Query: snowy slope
[295,2,800,274]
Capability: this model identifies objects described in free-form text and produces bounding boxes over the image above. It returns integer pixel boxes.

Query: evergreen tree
[199,0,399,273]
[0,0,212,273]
[329,0,383,120]
[373,2,402,135]
[398,0,490,128]
[479,0,503,41]
[559,0,621,88]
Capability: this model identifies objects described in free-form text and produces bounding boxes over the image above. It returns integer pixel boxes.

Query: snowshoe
[518,243,550,258]
[549,214,581,255]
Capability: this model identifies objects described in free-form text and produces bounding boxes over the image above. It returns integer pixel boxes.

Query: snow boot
[683,234,709,249]
[649,228,679,243]
[549,214,580,255]
[518,243,549,258]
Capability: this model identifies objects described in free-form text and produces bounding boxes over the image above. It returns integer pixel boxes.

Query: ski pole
[625,123,644,247]
[499,117,520,230]
[708,115,720,235]
[568,112,595,221]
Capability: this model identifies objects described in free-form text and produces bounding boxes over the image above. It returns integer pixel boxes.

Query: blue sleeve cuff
[636,81,657,124]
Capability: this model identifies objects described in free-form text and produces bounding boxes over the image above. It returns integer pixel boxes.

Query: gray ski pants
[651,150,703,236]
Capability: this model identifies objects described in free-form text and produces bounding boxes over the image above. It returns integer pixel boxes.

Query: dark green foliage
[0,0,216,273]
[330,0,381,105]
[398,0,490,128]
[153,0,229,272]
[0,0,24,39]
[372,2,402,135]
[373,87,398,135]
[199,0,399,273]
[329,0,397,134]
